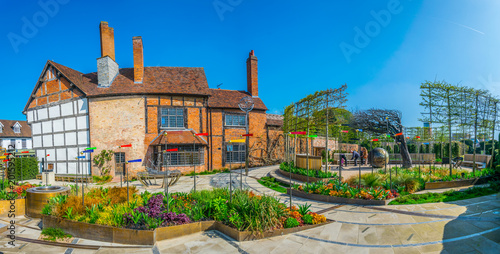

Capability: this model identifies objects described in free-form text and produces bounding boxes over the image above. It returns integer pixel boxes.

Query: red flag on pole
[395,133,403,136]
[165,148,179,152]
[120,144,132,148]
[21,151,29,153]
[372,138,379,141]
[290,131,306,135]
[195,133,209,136]
[341,130,349,133]
[242,134,253,137]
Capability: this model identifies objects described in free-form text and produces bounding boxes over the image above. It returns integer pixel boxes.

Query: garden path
[1,165,498,253]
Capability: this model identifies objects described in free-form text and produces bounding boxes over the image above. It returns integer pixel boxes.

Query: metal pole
[76,154,79,195]
[245,111,249,176]
[357,131,361,191]
[306,102,310,183]
[193,139,196,192]
[82,153,85,208]
[20,155,23,183]
[339,125,342,181]
[288,134,293,210]
[371,140,373,174]
[325,95,329,174]
[229,145,232,203]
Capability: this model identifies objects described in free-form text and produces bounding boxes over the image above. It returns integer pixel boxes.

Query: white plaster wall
[48,106,60,118]
[42,135,53,147]
[53,119,64,132]
[37,108,48,120]
[61,102,73,116]
[56,148,66,161]
[53,133,64,146]
[42,121,52,134]
[65,132,76,146]
[32,123,41,135]
[64,117,76,131]
[33,136,42,148]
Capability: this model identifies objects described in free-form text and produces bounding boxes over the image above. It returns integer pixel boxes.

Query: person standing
[361,147,368,165]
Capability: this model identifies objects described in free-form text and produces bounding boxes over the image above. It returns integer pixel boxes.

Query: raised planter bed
[277,169,330,183]
[425,176,493,190]
[42,215,333,244]
[287,188,393,206]
[0,199,25,217]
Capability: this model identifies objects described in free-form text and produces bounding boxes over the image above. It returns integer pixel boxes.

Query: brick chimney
[99,21,115,61]
[133,36,144,84]
[97,21,119,88]
[246,50,258,97]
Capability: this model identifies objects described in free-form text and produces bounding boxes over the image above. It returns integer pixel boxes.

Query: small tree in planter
[92,150,114,183]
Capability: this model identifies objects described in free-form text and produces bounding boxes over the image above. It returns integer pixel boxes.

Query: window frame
[160,107,186,129]
[224,113,247,127]
[21,139,27,149]
[226,143,246,163]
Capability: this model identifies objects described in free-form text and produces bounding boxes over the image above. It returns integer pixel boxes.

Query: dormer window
[13,122,21,134]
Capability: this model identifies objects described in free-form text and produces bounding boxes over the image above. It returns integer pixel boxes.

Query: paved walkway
[2,165,499,253]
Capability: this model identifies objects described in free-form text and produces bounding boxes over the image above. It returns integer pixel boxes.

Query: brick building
[23,22,283,177]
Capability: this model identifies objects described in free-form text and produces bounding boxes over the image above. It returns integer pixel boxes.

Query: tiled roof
[266,114,283,126]
[208,89,267,111]
[0,120,32,138]
[35,61,268,111]
[149,130,209,146]
[49,61,210,97]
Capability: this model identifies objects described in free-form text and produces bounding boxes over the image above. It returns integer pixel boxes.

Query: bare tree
[351,109,413,168]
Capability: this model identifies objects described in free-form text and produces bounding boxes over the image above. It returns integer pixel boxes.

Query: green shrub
[41,227,72,241]
[303,214,313,225]
[284,217,299,228]
[92,175,112,183]
[9,157,39,181]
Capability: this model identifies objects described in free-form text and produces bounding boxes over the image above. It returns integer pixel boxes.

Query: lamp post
[238,97,254,176]
[241,133,253,189]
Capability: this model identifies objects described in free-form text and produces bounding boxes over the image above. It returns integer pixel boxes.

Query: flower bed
[280,162,337,179]
[0,182,38,216]
[41,187,330,243]
[277,169,331,183]
[291,180,398,205]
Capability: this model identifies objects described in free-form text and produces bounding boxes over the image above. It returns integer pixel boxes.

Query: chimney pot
[133,36,144,84]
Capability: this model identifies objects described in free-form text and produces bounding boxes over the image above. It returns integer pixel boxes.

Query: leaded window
[22,139,27,149]
[226,143,246,163]
[163,145,204,166]
[225,114,246,127]
[161,108,184,128]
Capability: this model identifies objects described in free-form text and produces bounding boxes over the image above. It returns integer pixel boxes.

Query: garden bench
[462,154,491,169]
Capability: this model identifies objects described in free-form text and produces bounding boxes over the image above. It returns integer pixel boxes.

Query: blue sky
[1,0,499,128]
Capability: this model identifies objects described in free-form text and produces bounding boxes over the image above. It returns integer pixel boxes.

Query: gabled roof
[25,61,268,112]
[208,89,267,111]
[0,120,31,138]
[266,114,283,126]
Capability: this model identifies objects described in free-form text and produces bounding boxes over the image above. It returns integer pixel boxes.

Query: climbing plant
[92,150,114,176]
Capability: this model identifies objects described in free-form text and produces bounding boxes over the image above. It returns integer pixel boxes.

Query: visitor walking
[351,149,360,166]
